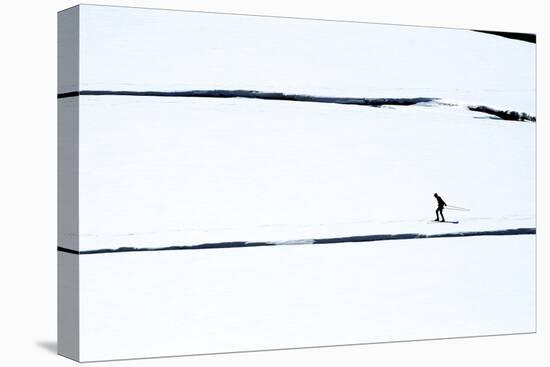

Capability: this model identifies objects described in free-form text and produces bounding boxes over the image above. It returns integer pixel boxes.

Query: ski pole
[446,205,470,211]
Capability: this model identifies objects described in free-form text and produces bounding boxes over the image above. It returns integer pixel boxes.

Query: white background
[0,0,547,365]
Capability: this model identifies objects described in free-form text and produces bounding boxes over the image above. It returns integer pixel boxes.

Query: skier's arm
[443,199,447,206]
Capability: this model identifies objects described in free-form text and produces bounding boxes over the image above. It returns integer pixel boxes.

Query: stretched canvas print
[58,4,536,362]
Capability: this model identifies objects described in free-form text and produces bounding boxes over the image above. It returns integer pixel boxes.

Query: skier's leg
[435,209,440,221]
[440,208,445,222]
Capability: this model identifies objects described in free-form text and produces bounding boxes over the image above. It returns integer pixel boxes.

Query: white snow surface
[75,96,535,251]
[77,235,535,361]
[61,6,537,252]
[62,6,537,361]
[75,5,536,114]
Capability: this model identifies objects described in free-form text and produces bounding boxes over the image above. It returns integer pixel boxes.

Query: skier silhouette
[434,193,447,222]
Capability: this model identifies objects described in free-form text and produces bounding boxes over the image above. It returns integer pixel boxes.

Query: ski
[427,220,459,224]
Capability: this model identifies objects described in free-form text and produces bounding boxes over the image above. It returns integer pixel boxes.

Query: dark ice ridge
[468,105,535,122]
[58,89,535,122]
[58,227,536,255]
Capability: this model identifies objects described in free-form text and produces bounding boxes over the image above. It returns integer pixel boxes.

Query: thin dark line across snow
[58,227,536,255]
[57,89,536,122]
[58,89,434,106]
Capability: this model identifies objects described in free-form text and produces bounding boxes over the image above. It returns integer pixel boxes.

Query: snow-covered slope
[77,235,535,361]
[75,96,535,251]
[75,5,535,114]
[61,5,536,361]
[57,5,538,252]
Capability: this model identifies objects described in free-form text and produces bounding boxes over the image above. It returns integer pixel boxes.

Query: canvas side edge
[58,5,80,362]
